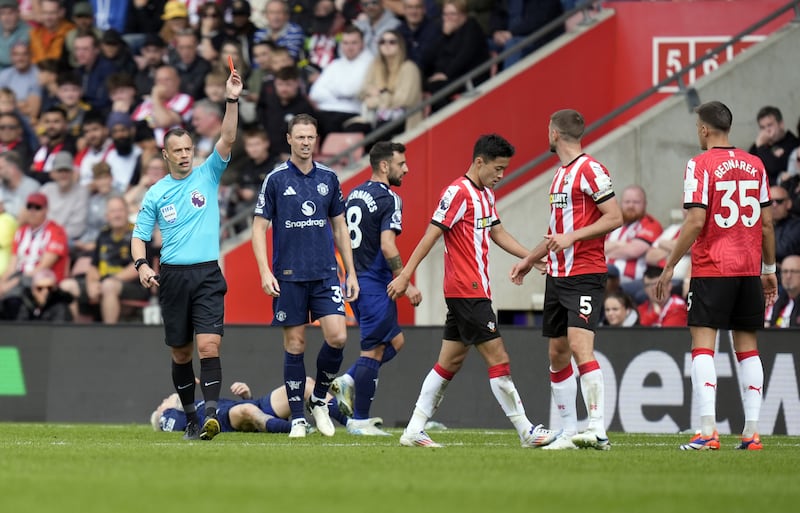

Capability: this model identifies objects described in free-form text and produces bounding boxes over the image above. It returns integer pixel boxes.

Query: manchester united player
[655,101,777,451]
[387,134,560,448]
[511,109,623,451]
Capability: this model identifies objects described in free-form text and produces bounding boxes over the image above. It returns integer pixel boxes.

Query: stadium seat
[318,132,364,169]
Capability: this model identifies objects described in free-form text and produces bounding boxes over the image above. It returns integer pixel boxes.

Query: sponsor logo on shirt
[283,186,297,196]
[550,192,568,208]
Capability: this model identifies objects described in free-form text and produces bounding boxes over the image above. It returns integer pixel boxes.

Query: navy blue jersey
[345,181,402,294]
[158,397,279,432]
[254,160,345,281]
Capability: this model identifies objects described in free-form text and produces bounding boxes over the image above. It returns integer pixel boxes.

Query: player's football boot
[347,417,391,436]
[572,428,612,450]
[541,432,578,450]
[289,418,309,438]
[521,424,562,448]
[330,376,354,417]
[309,399,336,436]
[679,430,720,451]
[399,430,443,448]
[736,433,763,451]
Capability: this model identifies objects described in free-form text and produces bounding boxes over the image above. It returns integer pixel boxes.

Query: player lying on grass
[150,379,380,435]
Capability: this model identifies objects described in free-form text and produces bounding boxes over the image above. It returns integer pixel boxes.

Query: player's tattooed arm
[387,254,403,275]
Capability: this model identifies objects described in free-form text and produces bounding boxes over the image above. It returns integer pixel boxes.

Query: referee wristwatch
[134,258,148,271]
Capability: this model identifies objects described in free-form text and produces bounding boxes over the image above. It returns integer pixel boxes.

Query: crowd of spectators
[0,0,572,324]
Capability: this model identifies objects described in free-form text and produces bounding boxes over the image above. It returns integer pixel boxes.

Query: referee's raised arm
[215,70,244,160]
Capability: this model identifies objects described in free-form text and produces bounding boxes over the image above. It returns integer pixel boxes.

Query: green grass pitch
[1,424,798,513]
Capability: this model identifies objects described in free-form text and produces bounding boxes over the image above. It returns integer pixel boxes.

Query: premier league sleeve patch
[190,190,207,208]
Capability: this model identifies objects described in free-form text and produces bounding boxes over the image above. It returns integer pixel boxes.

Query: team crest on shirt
[190,190,206,208]
[317,183,329,196]
[160,204,177,223]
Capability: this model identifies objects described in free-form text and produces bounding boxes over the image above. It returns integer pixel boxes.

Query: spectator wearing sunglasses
[770,184,800,264]
[16,267,73,321]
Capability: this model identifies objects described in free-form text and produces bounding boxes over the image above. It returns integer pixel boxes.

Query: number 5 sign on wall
[652,35,765,93]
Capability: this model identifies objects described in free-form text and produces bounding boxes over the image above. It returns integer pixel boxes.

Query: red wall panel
[224,0,794,324]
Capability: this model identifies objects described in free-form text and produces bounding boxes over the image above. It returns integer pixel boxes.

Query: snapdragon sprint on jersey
[285,218,327,229]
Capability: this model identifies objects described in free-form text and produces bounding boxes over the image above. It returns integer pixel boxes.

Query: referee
[131,69,243,441]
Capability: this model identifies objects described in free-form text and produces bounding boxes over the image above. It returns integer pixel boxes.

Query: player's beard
[549,141,556,153]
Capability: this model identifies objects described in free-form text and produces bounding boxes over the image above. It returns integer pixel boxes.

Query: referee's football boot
[200,413,221,441]
[183,419,201,440]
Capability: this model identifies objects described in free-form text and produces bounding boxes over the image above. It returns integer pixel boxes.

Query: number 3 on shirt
[714,180,760,228]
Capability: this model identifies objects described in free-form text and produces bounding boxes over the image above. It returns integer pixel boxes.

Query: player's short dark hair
[695,101,733,133]
[287,113,317,134]
[756,105,782,123]
[163,127,193,147]
[550,109,585,141]
[369,141,406,170]
[472,134,514,162]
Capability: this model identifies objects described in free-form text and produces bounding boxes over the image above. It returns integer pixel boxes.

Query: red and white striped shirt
[431,176,499,298]
[131,93,194,147]
[683,147,770,277]
[606,213,663,281]
[12,220,69,281]
[548,154,615,277]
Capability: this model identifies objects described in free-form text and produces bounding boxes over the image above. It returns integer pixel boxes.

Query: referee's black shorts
[687,276,764,331]
[158,261,227,347]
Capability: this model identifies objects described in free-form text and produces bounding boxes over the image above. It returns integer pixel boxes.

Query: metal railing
[219,1,603,240]
[220,0,800,240]
[320,0,604,170]
[496,0,800,191]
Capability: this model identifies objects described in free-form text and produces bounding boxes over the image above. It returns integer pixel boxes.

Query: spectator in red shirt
[638,265,686,327]
[605,184,663,282]
[0,192,69,319]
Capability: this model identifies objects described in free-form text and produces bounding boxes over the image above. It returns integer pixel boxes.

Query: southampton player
[331,142,422,436]
[252,114,359,438]
[131,69,243,441]
[655,101,777,450]
[388,134,559,448]
[511,109,623,450]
